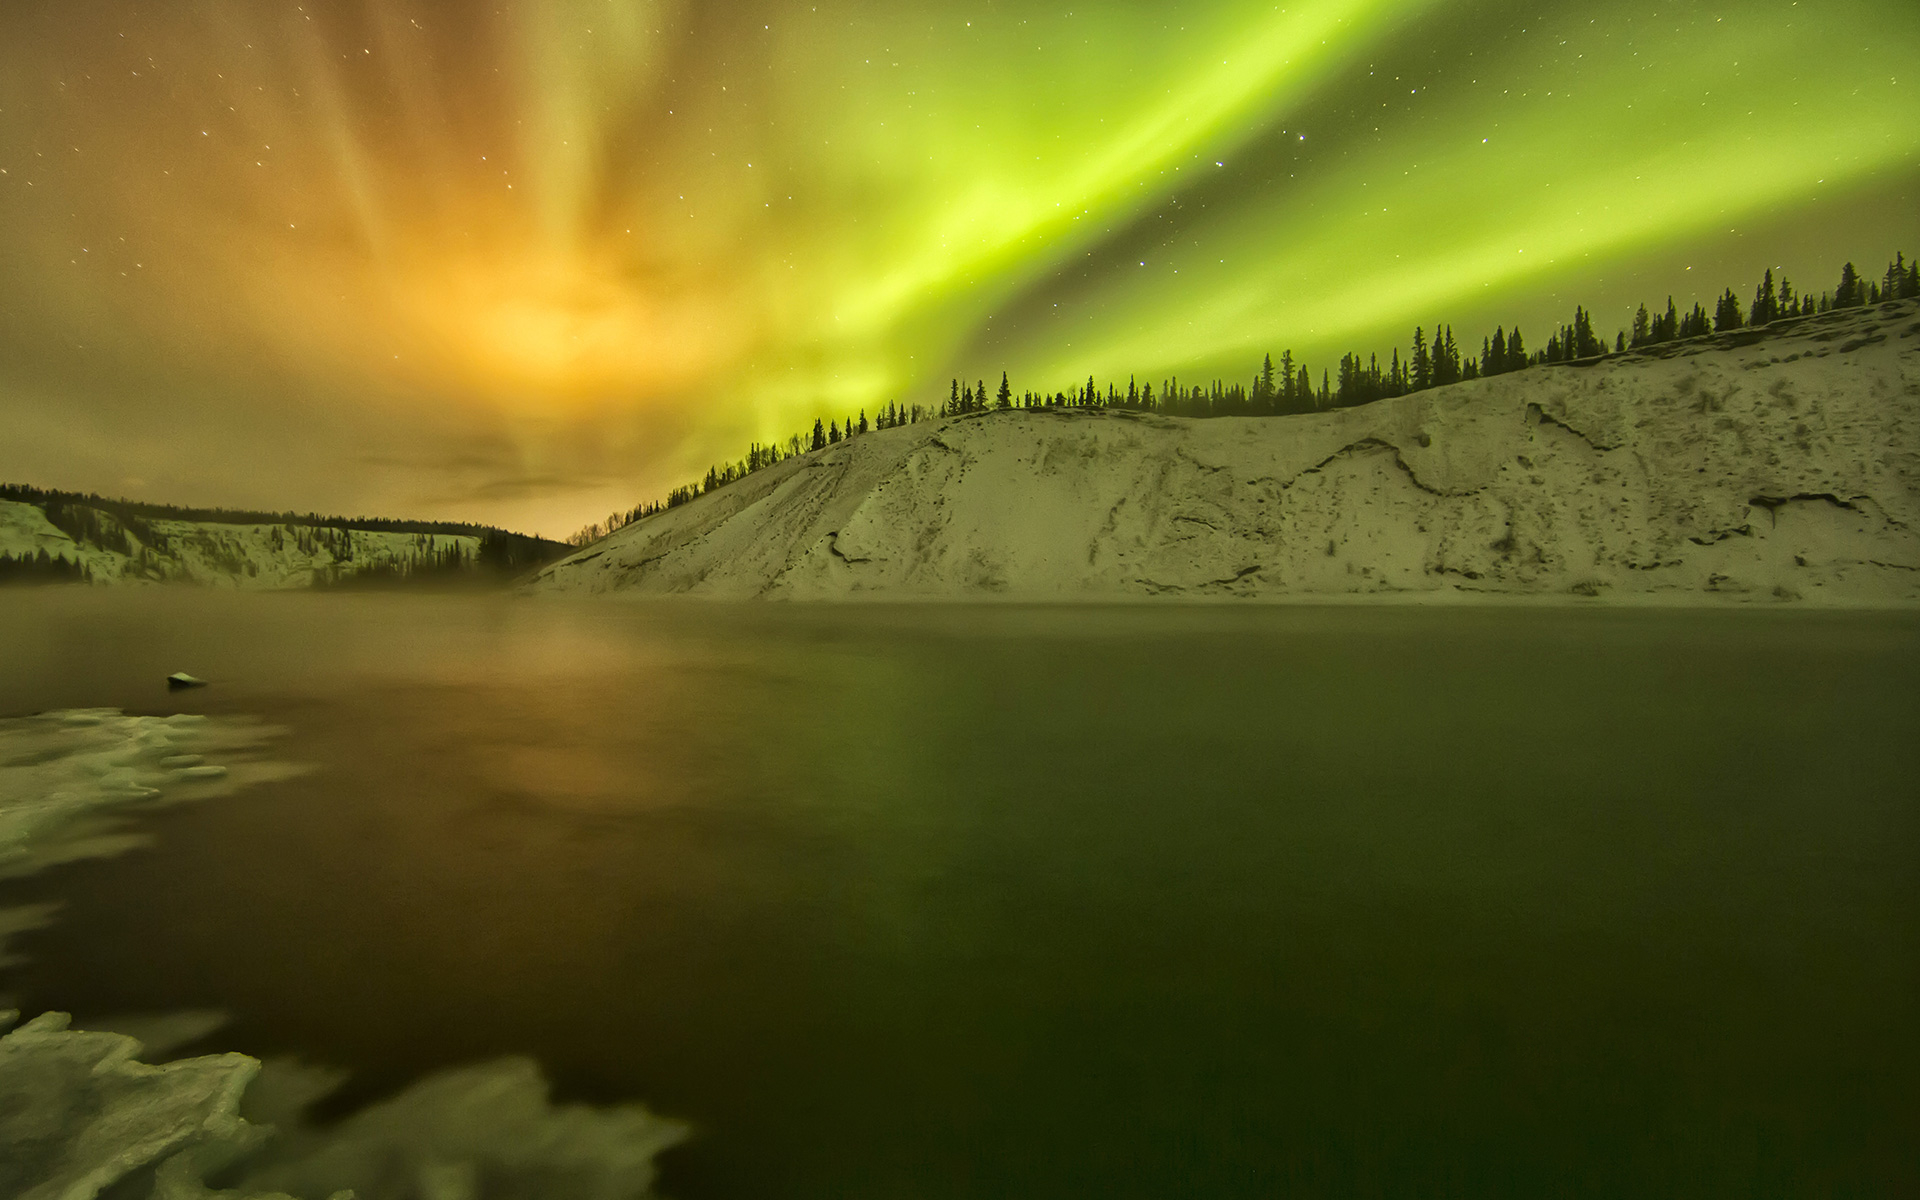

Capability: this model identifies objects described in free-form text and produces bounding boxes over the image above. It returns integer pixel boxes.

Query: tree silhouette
[1714,288,1744,332]
[1572,306,1603,358]
[1410,327,1432,391]
[1752,269,1777,326]
[1886,253,1915,301]
[1836,262,1863,308]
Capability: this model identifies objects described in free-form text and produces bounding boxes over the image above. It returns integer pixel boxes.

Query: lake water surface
[1,590,1915,1196]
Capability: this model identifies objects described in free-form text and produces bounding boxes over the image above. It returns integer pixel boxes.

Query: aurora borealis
[2,0,1915,536]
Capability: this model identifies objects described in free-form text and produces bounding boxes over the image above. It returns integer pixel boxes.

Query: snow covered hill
[529,299,1920,605]
[0,499,558,589]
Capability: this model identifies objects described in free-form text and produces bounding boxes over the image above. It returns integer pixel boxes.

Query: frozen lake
[1,589,1916,1196]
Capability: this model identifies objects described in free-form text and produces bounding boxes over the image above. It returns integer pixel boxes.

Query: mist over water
[0,590,1915,1197]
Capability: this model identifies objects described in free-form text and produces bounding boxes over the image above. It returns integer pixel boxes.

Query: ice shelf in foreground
[0,713,688,1199]
[0,1011,688,1200]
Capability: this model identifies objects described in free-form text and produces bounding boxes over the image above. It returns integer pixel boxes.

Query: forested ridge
[0,482,559,543]
[570,254,1920,547]
[0,484,568,584]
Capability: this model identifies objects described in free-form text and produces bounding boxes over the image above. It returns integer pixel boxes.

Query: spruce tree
[1573,307,1600,358]
[1436,326,1460,385]
[997,372,1012,409]
[1715,288,1744,331]
[1836,262,1863,308]
[811,419,827,451]
[1410,327,1431,391]
[1507,327,1527,371]
[1752,269,1777,326]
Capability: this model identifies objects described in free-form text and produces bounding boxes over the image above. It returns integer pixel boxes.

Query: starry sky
[2,0,1915,537]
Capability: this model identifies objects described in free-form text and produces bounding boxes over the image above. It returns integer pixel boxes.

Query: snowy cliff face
[0,504,486,589]
[530,299,1920,604]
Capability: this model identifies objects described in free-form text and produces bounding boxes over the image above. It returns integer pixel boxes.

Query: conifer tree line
[0,482,564,561]
[0,549,92,585]
[0,488,567,585]
[574,252,1919,546]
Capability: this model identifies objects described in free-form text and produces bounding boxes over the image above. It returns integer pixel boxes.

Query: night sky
[2,0,1914,536]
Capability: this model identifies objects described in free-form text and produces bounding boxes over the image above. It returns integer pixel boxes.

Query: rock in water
[167,673,208,690]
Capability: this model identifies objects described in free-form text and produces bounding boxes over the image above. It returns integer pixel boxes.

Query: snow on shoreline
[530,299,1920,605]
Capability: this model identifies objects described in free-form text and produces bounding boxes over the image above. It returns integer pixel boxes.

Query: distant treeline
[0,549,91,586]
[0,483,567,573]
[568,253,1920,547]
[310,537,504,589]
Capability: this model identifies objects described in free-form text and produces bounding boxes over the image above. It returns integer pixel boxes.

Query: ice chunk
[0,1015,688,1200]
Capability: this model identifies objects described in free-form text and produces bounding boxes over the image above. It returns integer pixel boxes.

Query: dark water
[1,589,1916,1197]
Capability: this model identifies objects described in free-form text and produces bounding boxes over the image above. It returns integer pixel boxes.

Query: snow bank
[531,299,1920,604]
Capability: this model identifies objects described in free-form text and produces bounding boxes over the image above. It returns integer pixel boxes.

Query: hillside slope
[530,300,1920,604]
[0,497,565,589]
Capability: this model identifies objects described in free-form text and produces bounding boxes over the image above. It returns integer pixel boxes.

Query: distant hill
[0,486,568,589]
[526,299,1920,605]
